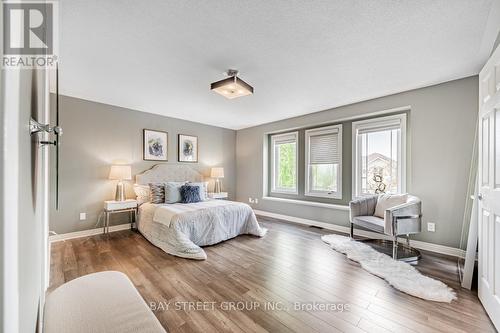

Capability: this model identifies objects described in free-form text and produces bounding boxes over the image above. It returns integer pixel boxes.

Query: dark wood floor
[50,217,495,333]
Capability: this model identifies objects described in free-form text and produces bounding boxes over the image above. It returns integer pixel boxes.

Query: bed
[135,164,267,260]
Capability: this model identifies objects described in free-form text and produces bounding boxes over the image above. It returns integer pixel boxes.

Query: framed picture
[143,129,168,161]
[178,134,198,162]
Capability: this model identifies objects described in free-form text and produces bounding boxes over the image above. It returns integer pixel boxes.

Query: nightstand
[103,199,137,234]
[208,192,228,200]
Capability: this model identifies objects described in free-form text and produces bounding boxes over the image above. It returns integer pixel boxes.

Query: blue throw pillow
[180,185,201,203]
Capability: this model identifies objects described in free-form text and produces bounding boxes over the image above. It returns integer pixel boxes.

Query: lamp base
[214,179,222,193]
[115,181,126,201]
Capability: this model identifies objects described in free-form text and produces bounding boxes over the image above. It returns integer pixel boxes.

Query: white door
[478,43,500,329]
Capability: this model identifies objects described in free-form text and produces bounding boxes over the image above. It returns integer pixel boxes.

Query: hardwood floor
[49,217,495,333]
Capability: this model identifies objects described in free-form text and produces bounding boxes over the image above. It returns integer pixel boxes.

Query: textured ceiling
[59,0,496,129]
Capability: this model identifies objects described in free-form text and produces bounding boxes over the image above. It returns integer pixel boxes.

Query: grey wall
[52,76,478,248]
[236,76,478,248]
[50,96,236,234]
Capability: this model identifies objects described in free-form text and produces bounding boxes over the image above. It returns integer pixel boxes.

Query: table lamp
[109,165,132,201]
[210,167,224,193]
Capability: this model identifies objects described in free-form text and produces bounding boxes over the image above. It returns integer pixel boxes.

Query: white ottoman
[44,271,166,333]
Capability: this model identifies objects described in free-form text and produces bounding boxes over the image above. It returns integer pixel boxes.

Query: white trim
[270,131,299,195]
[254,209,465,258]
[39,67,50,331]
[49,223,135,243]
[352,113,407,198]
[262,134,269,198]
[262,196,349,210]
[2,70,20,333]
[271,189,299,195]
[305,124,342,199]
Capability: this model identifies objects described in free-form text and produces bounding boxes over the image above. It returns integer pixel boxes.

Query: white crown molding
[254,209,465,258]
[49,223,135,242]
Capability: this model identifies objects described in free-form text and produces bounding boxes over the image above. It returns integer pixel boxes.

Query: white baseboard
[254,209,465,258]
[49,223,135,242]
[50,211,465,258]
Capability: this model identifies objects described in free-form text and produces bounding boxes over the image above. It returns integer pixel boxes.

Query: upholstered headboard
[135,164,204,185]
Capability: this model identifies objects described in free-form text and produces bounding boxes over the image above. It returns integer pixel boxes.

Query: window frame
[352,113,407,198]
[270,131,299,195]
[304,124,343,199]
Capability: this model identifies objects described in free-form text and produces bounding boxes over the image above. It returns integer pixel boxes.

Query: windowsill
[262,196,349,211]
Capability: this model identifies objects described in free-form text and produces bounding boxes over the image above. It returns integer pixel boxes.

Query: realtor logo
[2,1,58,68]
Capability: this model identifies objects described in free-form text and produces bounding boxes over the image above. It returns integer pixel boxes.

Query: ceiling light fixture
[211,69,254,99]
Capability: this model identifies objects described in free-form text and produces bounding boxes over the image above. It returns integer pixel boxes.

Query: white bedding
[138,200,267,260]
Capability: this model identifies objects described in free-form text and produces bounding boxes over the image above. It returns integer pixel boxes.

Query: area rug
[321,234,456,303]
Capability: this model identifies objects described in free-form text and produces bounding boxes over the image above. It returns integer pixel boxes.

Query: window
[305,125,342,198]
[352,114,406,197]
[271,132,298,194]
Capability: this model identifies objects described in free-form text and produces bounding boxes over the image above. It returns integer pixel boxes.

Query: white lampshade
[109,165,132,180]
[210,167,224,178]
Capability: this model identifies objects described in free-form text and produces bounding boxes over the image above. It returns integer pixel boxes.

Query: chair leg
[392,236,398,259]
[406,234,410,247]
[350,223,354,239]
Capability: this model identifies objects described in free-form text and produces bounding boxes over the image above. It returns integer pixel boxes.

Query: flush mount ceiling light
[211,69,254,99]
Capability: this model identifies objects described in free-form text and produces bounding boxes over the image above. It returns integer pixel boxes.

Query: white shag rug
[321,234,456,303]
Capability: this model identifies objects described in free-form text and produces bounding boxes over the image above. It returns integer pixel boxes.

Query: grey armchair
[349,195,422,259]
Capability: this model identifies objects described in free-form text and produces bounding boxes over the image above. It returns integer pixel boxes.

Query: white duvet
[138,200,267,260]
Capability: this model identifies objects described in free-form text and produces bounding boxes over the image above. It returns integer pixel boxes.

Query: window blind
[357,122,401,135]
[309,132,340,164]
[273,133,297,145]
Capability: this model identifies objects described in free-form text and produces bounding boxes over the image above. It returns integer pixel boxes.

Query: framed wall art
[178,134,198,162]
[143,129,168,161]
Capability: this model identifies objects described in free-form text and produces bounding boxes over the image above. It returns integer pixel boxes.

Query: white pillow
[164,181,186,204]
[133,184,150,205]
[374,193,408,218]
